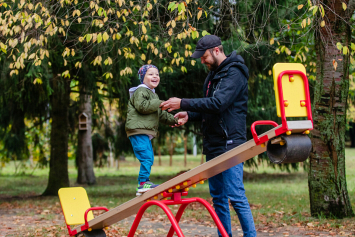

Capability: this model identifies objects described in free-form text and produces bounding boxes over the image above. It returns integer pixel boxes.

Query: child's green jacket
[125,87,178,138]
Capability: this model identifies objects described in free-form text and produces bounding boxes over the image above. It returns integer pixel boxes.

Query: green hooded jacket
[125,87,178,138]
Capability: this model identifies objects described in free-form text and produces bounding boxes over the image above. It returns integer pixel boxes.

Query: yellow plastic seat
[58,187,94,225]
[273,63,308,118]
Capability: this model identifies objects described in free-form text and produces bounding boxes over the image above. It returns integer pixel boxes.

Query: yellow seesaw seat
[273,63,308,118]
[58,187,94,225]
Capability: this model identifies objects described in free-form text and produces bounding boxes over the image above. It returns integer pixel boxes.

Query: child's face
[143,68,160,89]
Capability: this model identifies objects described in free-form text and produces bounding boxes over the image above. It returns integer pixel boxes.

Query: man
[160,35,256,237]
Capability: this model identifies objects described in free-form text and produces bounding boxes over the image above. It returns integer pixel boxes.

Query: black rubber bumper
[267,134,312,164]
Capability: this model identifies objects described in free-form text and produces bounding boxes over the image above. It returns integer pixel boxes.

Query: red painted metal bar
[66,224,77,236]
[127,200,184,237]
[194,197,229,237]
[83,207,109,231]
[251,121,279,145]
[167,203,189,237]
[276,70,313,136]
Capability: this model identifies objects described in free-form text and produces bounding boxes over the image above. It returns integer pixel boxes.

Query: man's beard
[207,54,219,71]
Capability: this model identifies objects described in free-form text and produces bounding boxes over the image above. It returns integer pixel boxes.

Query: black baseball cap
[191,35,222,58]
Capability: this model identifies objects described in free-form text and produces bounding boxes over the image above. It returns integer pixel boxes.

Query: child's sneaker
[136,181,159,196]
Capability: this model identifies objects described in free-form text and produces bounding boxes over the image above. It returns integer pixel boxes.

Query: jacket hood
[129,84,155,98]
[214,51,249,79]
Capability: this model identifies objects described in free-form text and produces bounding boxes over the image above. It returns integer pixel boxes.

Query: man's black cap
[191,35,222,58]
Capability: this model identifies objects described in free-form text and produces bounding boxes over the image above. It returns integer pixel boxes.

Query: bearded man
[160,35,256,237]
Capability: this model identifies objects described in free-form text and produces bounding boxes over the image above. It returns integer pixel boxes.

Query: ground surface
[1,150,355,236]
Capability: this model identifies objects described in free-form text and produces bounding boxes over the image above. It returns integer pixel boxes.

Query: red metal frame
[251,120,279,145]
[251,70,313,145]
[275,70,313,136]
[127,191,229,237]
[64,206,109,236]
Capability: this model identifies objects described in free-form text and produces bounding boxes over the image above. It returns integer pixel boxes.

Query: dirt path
[0,204,353,236]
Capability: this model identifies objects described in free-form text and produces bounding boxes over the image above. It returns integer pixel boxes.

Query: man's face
[200,48,219,71]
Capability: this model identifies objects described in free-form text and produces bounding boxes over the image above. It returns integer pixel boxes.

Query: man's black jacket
[181,51,248,155]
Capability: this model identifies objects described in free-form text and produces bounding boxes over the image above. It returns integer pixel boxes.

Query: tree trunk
[308,0,353,218]
[43,75,70,196]
[158,146,162,166]
[76,83,96,185]
[183,136,187,167]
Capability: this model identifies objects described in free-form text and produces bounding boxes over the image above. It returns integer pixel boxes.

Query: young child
[125,64,180,196]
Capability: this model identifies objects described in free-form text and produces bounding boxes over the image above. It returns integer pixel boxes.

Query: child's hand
[171,112,188,127]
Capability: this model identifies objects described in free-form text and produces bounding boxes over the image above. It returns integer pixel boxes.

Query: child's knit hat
[138,64,158,83]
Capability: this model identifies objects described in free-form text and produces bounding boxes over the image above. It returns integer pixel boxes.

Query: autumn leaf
[270,38,274,45]
[320,20,325,27]
[332,59,337,71]
[197,10,202,20]
[342,2,347,10]
[298,4,303,10]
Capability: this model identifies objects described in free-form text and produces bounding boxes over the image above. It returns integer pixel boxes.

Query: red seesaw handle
[83,207,109,230]
[251,120,279,145]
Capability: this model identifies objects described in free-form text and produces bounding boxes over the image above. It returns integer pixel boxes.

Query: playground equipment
[58,63,314,237]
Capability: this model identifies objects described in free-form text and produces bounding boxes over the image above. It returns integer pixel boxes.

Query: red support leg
[195,197,229,237]
[127,200,184,237]
[167,203,189,237]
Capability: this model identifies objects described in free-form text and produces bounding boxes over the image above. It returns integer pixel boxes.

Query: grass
[1,149,355,235]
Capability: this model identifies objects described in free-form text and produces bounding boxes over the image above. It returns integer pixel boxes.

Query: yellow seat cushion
[273,63,308,117]
[58,187,94,225]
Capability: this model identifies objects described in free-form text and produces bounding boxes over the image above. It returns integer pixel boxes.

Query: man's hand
[160,97,181,112]
[171,112,188,127]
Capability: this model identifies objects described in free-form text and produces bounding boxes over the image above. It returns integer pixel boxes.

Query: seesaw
[58,63,313,237]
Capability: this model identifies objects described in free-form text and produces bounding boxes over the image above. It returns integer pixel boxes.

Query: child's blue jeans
[206,154,256,237]
[129,134,154,184]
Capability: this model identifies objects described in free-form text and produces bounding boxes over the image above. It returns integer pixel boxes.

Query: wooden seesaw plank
[74,120,313,232]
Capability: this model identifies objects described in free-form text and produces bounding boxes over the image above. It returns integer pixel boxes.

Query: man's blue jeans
[207,154,256,237]
[129,134,154,183]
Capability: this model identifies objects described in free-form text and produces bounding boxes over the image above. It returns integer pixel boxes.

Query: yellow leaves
[275,48,280,54]
[75,61,82,68]
[168,28,173,36]
[181,66,187,73]
[120,67,132,76]
[104,57,112,65]
[191,30,199,39]
[141,24,147,34]
[10,70,19,77]
[320,20,325,27]
[154,48,158,55]
[72,9,81,17]
[191,60,196,66]
[332,59,337,71]
[270,38,274,45]
[62,70,70,78]
[309,5,318,15]
[92,55,102,66]
[202,30,210,36]
[62,47,70,57]
[197,10,202,20]
[130,36,139,46]
[103,72,113,79]
[268,70,272,75]
[147,59,152,64]
[141,54,146,61]
[8,38,18,48]
[171,20,176,28]
[0,42,7,53]
[336,42,343,51]
[342,2,347,10]
[308,18,311,25]
[28,53,36,59]
[86,34,92,43]
[33,78,42,84]
[319,5,325,17]
[342,46,348,55]
[298,4,303,10]
[301,19,307,28]
[103,32,109,42]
